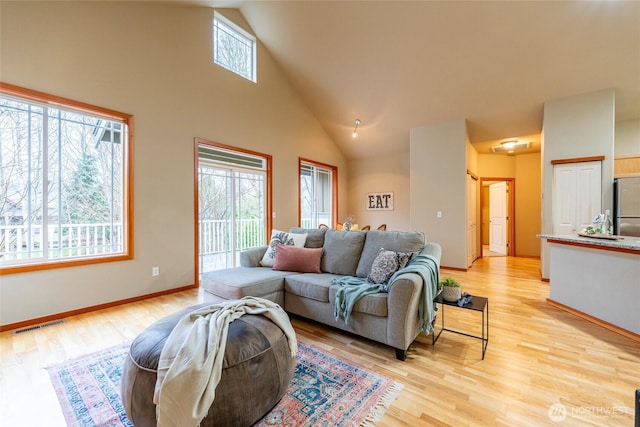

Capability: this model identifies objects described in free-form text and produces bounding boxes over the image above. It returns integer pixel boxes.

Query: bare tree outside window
[0,93,128,267]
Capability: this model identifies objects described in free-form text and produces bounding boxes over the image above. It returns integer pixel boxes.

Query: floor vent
[13,319,65,335]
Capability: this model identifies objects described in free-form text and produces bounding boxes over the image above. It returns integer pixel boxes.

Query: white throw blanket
[153,296,298,427]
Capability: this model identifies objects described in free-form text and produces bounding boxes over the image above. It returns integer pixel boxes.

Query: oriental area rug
[47,341,403,427]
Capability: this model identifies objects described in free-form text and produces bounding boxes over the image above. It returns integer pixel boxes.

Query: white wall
[410,119,468,269]
[0,2,347,326]
[347,151,410,231]
[540,89,615,278]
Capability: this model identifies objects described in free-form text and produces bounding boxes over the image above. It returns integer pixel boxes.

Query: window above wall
[213,12,257,83]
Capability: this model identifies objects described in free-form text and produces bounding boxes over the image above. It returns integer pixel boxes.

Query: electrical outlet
[152,266,159,276]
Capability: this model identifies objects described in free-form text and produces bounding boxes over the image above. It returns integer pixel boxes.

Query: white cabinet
[552,161,602,234]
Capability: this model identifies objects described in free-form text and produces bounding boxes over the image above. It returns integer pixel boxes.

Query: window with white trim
[213,12,257,82]
[299,159,337,228]
[0,84,132,273]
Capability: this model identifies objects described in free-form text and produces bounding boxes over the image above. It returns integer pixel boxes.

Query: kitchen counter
[537,233,640,338]
[537,233,640,252]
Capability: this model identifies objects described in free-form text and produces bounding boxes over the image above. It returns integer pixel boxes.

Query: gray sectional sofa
[201,227,441,360]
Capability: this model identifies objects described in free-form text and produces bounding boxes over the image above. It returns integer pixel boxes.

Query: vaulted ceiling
[204,1,640,159]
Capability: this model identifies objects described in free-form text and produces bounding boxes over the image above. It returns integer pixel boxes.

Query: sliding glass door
[197,143,268,275]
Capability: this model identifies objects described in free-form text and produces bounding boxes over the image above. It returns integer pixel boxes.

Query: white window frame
[299,159,337,229]
[213,12,257,83]
[0,83,133,274]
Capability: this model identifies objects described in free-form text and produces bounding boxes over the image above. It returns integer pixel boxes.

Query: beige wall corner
[347,152,410,232]
[0,2,346,326]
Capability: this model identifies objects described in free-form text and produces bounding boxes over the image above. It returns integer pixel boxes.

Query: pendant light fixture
[352,119,361,138]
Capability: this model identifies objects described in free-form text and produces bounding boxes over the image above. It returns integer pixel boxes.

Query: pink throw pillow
[272,243,323,273]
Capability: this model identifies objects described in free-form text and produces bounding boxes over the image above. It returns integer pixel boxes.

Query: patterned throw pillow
[260,229,307,267]
[367,248,412,284]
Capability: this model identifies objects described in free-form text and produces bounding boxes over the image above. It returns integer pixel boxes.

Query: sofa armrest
[421,242,442,263]
[240,246,268,267]
[384,242,441,351]
[385,273,424,350]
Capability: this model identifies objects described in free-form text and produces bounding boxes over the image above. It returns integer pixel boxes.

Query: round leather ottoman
[121,303,296,427]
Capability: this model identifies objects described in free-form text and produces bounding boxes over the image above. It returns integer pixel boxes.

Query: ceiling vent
[491,140,530,153]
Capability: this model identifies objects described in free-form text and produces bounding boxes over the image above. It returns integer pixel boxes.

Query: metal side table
[432,292,489,360]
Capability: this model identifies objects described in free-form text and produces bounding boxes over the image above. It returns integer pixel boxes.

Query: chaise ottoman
[120,302,296,427]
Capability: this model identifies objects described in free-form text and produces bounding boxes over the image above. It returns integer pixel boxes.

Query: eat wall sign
[366,192,394,211]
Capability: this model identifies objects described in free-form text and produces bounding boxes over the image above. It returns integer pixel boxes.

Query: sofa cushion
[367,248,412,284]
[260,229,307,267]
[201,267,293,300]
[284,273,342,302]
[329,286,388,317]
[356,230,425,278]
[273,244,323,273]
[289,227,327,248]
[321,230,367,276]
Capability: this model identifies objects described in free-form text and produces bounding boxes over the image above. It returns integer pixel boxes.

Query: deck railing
[0,223,123,261]
[2,217,327,270]
[199,218,265,273]
[199,218,265,254]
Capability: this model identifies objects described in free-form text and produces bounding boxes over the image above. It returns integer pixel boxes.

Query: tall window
[0,84,132,273]
[213,12,257,82]
[299,159,337,228]
[196,140,270,275]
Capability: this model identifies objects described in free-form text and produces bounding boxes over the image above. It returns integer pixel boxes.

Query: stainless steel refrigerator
[613,177,640,237]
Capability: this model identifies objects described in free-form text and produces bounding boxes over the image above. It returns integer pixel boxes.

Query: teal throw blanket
[388,254,440,334]
[332,254,440,334]
[332,276,386,325]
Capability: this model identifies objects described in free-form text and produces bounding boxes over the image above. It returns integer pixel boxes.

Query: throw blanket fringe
[153,296,297,427]
[333,254,440,335]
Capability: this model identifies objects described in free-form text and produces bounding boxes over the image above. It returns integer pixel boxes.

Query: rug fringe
[360,381,404,427]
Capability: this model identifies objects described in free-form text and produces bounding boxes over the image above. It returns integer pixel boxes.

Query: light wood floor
[1,256,638,426]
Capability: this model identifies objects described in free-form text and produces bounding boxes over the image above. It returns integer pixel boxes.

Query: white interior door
[552,161,602,234]
[552,166,577,234]
[489,181,508,255]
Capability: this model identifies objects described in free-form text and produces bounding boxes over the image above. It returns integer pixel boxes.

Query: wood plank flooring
[1,256,638,426]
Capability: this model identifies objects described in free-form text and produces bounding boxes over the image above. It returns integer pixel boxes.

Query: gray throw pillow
[321,230,366,276]
[356,230,425,278]
[289,227,327,248]
[367,248,412,284]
